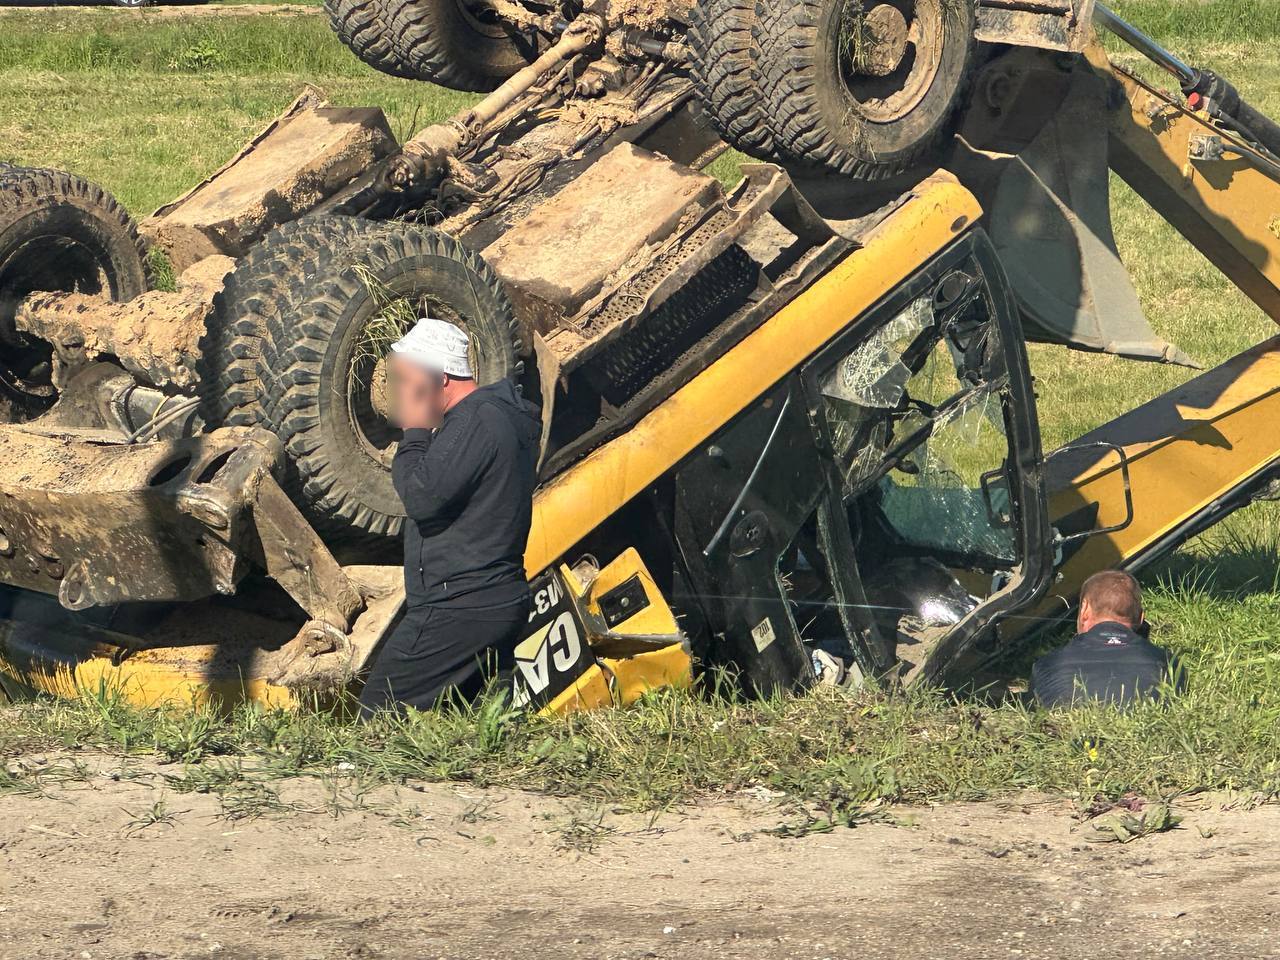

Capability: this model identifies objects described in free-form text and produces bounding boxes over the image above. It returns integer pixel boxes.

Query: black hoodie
[393,380,541,608]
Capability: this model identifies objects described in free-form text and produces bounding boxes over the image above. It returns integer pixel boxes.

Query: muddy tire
[756,0,976,179]
[0,167,150,417]
[688,0,775,157]
[384,0,544,93]
[325,0,419,80]
[197,217,388,428]
[260,220,522,541]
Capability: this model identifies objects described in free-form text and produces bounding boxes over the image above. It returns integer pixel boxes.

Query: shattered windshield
[877,388,1017,563]
[820,298,933,493]
[822,296,932,411]
[815,283,1021,670]
[818,291,1017,564]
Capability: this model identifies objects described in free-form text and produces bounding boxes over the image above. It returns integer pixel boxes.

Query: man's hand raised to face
[389,354,447,431]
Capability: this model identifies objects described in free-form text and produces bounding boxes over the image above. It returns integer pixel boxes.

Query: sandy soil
[1,752,1278,960]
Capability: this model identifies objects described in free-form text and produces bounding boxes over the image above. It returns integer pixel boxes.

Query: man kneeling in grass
[1032,570,1184,709]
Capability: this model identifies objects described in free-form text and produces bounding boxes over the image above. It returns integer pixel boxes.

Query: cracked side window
[820,297,934,496]
[816,289,1019,675]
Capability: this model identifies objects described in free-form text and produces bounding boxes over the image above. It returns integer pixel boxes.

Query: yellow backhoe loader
[2,2,1279,714]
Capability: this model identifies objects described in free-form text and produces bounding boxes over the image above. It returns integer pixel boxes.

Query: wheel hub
[840,0,947,125]
[859,4,910,78]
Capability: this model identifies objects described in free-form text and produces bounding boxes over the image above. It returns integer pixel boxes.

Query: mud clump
[16,285,215,392]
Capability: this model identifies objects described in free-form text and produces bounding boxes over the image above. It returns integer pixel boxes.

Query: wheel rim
[836,0,946,125]
[344,287,480,472]
[452,0,511,41]
[0,234,114,410]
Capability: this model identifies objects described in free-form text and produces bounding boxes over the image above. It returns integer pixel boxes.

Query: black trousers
[358,599,527,718]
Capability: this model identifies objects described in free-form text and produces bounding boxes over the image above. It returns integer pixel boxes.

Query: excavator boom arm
[986,13,1280,658]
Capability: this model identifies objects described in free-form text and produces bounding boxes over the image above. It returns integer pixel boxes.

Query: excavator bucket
[973,56,1195,366]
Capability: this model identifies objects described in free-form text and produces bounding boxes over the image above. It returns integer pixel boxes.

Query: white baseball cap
[389,314,474,379]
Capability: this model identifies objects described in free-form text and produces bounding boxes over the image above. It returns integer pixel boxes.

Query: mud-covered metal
[976,0,1096,52]
[251,475,364,633]
[16,287,211,392]
[0,424,362,634]
[0,427,276,607]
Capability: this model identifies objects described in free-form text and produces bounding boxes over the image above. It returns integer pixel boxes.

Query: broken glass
[819,297,936,495]
[815,282,1021,665]
[821,296,933,410]
[876,388,1018,564]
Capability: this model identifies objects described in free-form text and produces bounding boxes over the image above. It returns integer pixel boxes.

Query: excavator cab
[672,231,1054,694]
[501,225,1058,714]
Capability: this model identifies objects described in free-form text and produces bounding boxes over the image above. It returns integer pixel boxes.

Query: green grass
[2,8,357,76]
[3,2,1280,814]
[0,7,476,212]
[5,536,1280,814]
[1107,0,1280,45]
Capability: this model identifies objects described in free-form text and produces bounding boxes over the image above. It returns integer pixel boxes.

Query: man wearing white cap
[359,315,540,717]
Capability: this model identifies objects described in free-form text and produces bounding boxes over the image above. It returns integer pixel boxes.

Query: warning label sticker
[751,617,777,653]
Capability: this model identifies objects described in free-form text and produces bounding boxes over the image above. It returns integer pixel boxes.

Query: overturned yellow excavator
[2,1,1279,713]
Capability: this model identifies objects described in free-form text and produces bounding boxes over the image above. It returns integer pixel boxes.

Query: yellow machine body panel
[531,549,691,717]
[525,178,983,576]
[539,646,694,716]
[1102,51,1280,326]
[1025,338,1280,625]
[0,622,299,709]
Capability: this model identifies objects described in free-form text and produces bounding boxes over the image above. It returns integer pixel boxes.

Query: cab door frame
[798,230,1055,685]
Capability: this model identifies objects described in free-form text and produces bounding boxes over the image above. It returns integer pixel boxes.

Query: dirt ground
[1,753,1278,959]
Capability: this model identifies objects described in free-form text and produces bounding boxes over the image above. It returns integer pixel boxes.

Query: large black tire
[324,0,420,80]
[0,167,151,416]
[756,0,977,179]
[688,0,776,158]
[384,0,544,93]
[259,220,522,541]
[196,217,388,428]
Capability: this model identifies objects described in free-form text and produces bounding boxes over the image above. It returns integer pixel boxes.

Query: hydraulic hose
[1094,2,1280,162]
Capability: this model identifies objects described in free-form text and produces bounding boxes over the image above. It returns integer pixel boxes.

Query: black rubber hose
[1185,70,1280,161]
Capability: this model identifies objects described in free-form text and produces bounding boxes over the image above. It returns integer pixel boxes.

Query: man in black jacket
[359,316,541,717]
[1032,570,1183,709]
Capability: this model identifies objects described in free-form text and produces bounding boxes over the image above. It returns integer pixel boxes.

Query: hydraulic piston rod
[1093,2,1196,84]
[1095,2,1280,162]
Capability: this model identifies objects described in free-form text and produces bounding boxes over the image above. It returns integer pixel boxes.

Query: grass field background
[2,0,1280,811]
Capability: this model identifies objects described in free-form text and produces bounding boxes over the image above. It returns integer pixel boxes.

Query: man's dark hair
[1080,569,1142,625]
